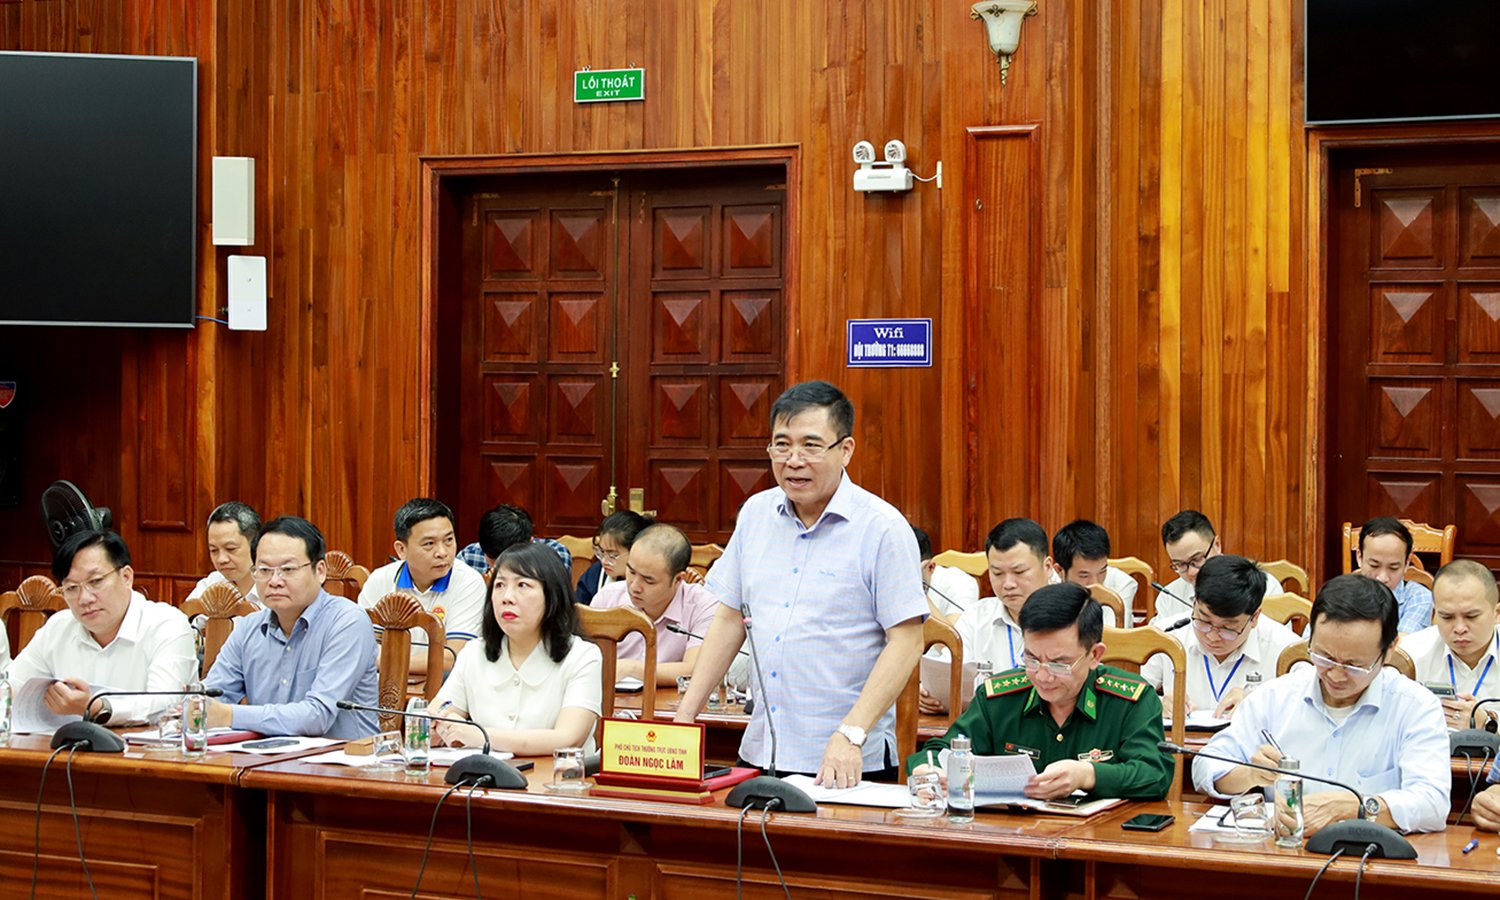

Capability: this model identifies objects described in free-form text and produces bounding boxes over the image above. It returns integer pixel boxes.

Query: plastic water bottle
[946,734,975,823]
[0,676,11,745]
[1273,756,1304,848]
[404,697,431,775]
[1243,671,1262,697]
[974,661,994,694]
[183,683,208,757]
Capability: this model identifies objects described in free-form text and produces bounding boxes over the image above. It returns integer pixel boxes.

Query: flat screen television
[1305,1,1500,125]
[0,51,197,327]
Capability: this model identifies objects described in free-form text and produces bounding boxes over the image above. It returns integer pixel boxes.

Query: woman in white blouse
[433,542,603,754]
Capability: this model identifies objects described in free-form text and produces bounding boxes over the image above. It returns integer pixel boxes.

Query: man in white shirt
[1401,559,1500,731]
[913,525,978,618]
[358,498,485,677]
[1193,574,1450,836]
[1050,519,1140,622]
[1142,554,1300,718]
[185,501,262,608]
[1150,510,1281,629]
[592,524,721,686]
[8,530,196,726]
[919,518,1054,715]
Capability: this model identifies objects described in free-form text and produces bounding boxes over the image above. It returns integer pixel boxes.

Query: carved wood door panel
[1328,147,1500,571]
[453,167,785,545]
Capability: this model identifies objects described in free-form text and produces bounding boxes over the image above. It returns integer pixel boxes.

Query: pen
[927,750,936,770]
[1260,728,1284,756]
[1463,838,1479,854]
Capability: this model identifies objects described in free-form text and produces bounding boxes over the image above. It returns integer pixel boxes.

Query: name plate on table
[600,718,705,783]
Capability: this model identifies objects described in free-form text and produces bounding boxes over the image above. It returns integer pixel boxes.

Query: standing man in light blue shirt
[1192,574,1450,835]
[204,516,378,738]
[674,381,927,788]
[1354,516,1434,633]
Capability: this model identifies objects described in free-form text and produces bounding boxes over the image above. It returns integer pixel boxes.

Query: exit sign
[574,68,645,103]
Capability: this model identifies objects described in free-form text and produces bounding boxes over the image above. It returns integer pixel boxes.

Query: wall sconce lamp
[970,1,1038,86]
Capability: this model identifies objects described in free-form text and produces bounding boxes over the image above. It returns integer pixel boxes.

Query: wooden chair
[0,575,65,659]
[896,615,965,773]
[366,592,444,732]
[681,567,705,585]
[1404,565,1434,591]
[1101,626,1187,803]
[932,549,989,599]
[1276,642,1417,680]
[1089,583,1126,627]
[688,543,724,581]
[556,535,595,586]
[1109,557,1156,624]
[577,603,657,749]
[1261,560,1310,595]
[1341,520,1456,573]
[1260,593,1313,634]
[180,581,258,677]
[324,550,370,600]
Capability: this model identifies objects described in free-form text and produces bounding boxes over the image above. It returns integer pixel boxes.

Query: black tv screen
[1306,1,1500,125]
[0,52,197,327]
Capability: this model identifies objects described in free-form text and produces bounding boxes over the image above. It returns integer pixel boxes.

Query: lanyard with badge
[1006,624,1020,669]
[1204,655,1246,704]
[1449,632,1497,695]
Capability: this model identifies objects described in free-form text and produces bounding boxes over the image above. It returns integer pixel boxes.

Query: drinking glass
[549,746,589,791]
[1226,792,1273,842]
[894,770,945,819]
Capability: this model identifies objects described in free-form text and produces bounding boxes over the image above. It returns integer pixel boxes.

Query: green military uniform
[907,664,1173,800]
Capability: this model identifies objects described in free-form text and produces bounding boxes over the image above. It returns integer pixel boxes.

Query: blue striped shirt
[706,473,927,773]
[1393,578,1434,634]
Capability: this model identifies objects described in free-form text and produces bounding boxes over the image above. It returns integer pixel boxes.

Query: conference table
[5,729,1500,900]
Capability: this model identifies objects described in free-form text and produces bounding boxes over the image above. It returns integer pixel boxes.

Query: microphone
[1160,616,1192,632]
[336,700,527,788]
[1158,740,1416,859]
[724,601,816,813]
[52,686,226,753]
[1452,696,1500,756]
[665,623,749,656]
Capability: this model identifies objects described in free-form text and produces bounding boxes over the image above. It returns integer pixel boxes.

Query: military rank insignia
[1077,748,1114,762]
[985,671,1032,698]
[1095,673,1147,701]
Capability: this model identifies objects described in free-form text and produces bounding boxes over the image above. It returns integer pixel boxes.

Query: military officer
[909,583,1173,800]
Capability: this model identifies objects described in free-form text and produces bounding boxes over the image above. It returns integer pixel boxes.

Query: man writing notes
[591,523,720,686]
[1192,574,1450,836]
[910,584,1173,801]
[1141,555,1300,719]
[203,516,378,738]
[674,381,926,788]
[359,498,485,676]
[1401,560,1500,731]
[1151,510,1282,628]
[8,530,195,725]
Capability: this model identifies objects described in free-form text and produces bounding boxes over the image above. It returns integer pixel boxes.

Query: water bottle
[404,697,431,775]
[946,734,976,824]
[1243,671,1262,697]
[974,661,994,694]
[0,676,12,745]
[1273,756,1304,848]
[183,683,208,757]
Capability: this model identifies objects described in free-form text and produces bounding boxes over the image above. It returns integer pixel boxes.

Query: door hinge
[1353,168,1392,208]
[610,361,620,379]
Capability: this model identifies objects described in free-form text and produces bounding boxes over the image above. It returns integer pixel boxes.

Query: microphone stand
[665,623,749,656]
[724,602,816,812]
[336,700,527,788]
[1159,740,1417,859]
[52,687,226,753]
[1451,696,1500,757]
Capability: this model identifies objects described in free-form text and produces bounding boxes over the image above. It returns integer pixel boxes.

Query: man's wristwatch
[835,723,867,748]
[1361,796,1382,819]
[92,699,112,726]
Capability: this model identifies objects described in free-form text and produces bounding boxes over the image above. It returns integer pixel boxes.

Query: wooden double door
[446,166,787,544]
[1327,144,1500,571]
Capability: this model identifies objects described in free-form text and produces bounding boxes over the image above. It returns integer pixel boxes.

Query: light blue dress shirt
[204,589,379,739]
[706,473,927,774]
[1393,579,1434,634]
[1192,666,1450,833]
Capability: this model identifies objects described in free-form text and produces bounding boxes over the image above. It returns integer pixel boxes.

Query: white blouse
[435,634,603,754]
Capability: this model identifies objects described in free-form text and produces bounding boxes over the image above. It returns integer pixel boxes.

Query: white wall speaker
[227,255,267,331]
[212,157,255,246]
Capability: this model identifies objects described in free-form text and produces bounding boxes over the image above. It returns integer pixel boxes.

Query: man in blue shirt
[1354,516,1434,633]
[204,516,378,738]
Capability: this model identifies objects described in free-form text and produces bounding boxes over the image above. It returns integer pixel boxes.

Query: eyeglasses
[60,566,122,601]
[250,562,315,582]
[1168,551,1214,575]
[765,436,849,462]
[1191,611,1249,642]
[1022,651,1088,677]
[591,542,623,564]
[1308,647,1382,677]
